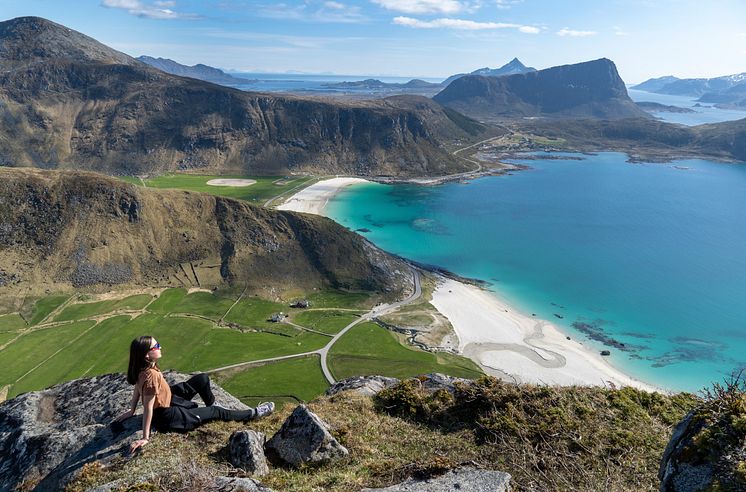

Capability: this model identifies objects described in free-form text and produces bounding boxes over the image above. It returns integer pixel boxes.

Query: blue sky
[2,0,745,83]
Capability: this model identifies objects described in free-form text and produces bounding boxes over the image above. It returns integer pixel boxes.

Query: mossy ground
[66,377,701,492]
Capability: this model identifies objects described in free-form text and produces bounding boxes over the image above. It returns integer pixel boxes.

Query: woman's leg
[190,405,256,423]
[170,373,215,406]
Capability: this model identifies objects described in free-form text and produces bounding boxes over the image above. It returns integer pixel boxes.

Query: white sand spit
[277,177,369,215]
[206,179,257,187]
[431,278,662,392]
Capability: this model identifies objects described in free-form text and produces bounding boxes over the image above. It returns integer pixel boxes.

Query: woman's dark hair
[127,335,157,385]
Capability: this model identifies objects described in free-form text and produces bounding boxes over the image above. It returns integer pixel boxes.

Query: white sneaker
[255,401,275,418]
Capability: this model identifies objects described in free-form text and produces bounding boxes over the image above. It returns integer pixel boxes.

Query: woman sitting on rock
[114,335,274,452]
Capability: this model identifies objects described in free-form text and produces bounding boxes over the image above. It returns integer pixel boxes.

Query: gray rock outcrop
[361,468,511,491]
[265,404,349,467]
[208,476,274,492]
[327,375,400,397]
[230,430,269,476]
[0,371,247,491]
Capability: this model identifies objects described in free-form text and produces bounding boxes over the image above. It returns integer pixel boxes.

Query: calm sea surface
[326,153,746,392]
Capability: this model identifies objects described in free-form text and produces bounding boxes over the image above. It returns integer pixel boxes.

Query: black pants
[153,373,256,432]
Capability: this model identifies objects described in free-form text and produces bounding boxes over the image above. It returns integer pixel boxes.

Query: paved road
[206,268,423,385]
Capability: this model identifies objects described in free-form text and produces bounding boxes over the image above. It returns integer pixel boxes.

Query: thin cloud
[613,26,629,36]
[372,0,468,15]
[557,27,597,37]
[495,0,523,9]
[258,2,366,23]
[394,16,538,33]
[100,0,201,19]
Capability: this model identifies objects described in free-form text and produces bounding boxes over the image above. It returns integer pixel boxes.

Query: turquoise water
[326,153,746,392]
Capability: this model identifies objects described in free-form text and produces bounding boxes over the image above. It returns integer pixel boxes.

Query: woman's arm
[130,393,155,452]
[115,386,141,422]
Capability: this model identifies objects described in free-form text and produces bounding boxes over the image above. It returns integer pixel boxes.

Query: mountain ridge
[0,16,488,177]
[0,167,410,296]
[434,58,649,121]
[136,56,257,86]
[441,57,536,86]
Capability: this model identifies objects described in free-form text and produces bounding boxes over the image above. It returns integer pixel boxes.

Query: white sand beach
[277,177,369,215]
[431,278,661,392]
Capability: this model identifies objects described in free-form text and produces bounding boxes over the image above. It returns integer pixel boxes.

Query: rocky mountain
[0,17,488,177]
[434,58,649,121]
[0,168,410,295]
[630,75,680,93]
[632,72,746,99]
[441,57,536,86]
[136,55,257,86]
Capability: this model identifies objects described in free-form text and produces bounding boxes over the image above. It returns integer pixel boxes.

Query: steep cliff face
[434,58,649,121]
[0,168,410,294]
[0,17,486,177]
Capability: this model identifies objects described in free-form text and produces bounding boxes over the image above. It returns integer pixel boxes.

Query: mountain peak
[0,16,137,70]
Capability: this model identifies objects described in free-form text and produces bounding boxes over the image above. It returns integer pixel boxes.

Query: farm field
[0,288,482,406]
[120,174,317,205]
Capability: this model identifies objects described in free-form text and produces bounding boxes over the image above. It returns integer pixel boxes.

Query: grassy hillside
[0,168,410,297]
[0,288,481,402]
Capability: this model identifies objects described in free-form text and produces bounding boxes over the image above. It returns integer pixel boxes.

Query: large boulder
[0,372,248,491]
[659,385,746,491]
[230,430,269,476]
[361,468,511,491]
[327,375,400,397]
[265,404,349,467]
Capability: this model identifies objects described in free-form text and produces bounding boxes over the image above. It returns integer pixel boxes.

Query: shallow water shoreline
[278,177,664,393]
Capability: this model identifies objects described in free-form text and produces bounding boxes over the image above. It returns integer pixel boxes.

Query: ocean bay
[327,152,746,392]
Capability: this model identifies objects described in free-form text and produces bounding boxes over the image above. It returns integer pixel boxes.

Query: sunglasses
[149,342,162,351]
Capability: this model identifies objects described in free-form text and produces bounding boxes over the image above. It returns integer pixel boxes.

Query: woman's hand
[130,438,149,453]
[115,409,134,422]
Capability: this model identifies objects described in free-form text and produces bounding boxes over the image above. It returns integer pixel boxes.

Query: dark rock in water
[554,313,564,319]
[361,468,511,491]
[230,430,269,476]
[571,320,643,353]
[327,375,400,397]
[0,372,247,491]
[265,405,349,467]
[600,350,611,356]
[355,228,372,233]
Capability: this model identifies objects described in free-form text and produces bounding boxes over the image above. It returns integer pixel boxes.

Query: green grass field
[290,310,363,335]
[0,313,27,332]
[328,322,483,381]
[216,355,329,409]
[125,174,316,205]
[29,295,69,325]
[53,295,153,322]
[0,287,483,404]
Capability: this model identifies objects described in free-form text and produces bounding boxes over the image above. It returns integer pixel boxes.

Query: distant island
[635,101,696,114]
[632,72,746,110]
[137,55,257,86]
[321,78,441,90]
